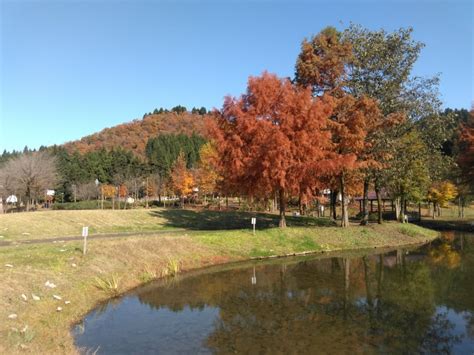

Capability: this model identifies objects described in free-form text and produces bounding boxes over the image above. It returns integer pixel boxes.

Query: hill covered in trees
[63,107,209,157]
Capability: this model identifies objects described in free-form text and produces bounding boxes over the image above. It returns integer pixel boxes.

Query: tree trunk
[395,198,401,222]
[340,174,349,228]
[375,182,383,224]
[432,202,436,219]
[330,190,337,220]
[399,195,406,223]
[298,195,304,215]
[418,202,422,222]
[361,178,369,225]
[279,189,287,228]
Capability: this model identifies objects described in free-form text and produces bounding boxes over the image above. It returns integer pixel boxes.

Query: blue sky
[1,0,473,152]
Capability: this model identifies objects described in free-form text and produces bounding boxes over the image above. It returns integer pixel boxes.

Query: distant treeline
[143,105,208,118]
[0,132,207,203]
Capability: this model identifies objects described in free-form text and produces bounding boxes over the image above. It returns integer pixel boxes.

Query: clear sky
[1,0,473,152]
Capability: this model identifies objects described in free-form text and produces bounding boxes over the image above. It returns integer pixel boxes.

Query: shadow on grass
[149,209,336,231]
[414,218,474,233]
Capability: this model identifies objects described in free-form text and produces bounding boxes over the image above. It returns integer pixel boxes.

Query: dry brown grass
[0,209,169,241]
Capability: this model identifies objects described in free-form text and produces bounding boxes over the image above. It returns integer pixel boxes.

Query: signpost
[82,226,89,255]
[251,217,256,235]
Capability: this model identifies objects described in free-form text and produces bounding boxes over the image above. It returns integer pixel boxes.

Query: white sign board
[82,226,89,255]
[251,218,256,225]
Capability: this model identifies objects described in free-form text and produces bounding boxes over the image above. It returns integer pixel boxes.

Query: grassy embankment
[0,208,438,354]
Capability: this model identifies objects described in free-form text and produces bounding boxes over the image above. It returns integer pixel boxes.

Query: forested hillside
[63,109,209,157]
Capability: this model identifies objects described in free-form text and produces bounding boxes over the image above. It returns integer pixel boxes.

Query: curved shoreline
[0,223,439,354]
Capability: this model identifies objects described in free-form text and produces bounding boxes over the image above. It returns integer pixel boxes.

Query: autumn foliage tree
[427,181,458,218]
[295,26,391,227]
[295,26,352,95]
[171,151,194,207]
[102,185,116,199]
[329,95,385,227]
[196,142,221,201]
[212,72,334,227]
[118,185,128,198]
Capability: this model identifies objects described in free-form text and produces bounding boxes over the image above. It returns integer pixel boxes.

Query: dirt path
[0,229,189,247]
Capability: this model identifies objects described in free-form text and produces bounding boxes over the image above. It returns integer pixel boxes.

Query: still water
[73,231,474,354]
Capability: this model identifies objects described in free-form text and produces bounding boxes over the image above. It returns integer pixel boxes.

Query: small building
[354,190,393,212]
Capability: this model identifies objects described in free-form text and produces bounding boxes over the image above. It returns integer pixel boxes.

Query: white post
[251,217,256,235]
[82,226,89,255]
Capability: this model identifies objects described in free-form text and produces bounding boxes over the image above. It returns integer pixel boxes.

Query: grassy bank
[0,209,170,241]
[0,210,438,354]
[0,208,336,242]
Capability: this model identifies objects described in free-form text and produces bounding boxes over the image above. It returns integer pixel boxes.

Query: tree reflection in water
[75,232,473,354]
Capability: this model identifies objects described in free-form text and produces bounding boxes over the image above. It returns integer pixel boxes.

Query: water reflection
[74,232,474,354]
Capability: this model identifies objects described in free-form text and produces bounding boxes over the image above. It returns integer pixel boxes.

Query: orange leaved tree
[212,72,335,228]
[330,94,384,227]
[196,142,221,202]
[171,151,194,207]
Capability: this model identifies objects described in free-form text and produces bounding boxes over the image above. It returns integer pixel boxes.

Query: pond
[73,231,474,354]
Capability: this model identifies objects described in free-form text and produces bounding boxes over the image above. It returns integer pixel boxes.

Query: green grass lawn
[0,208,335,241]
